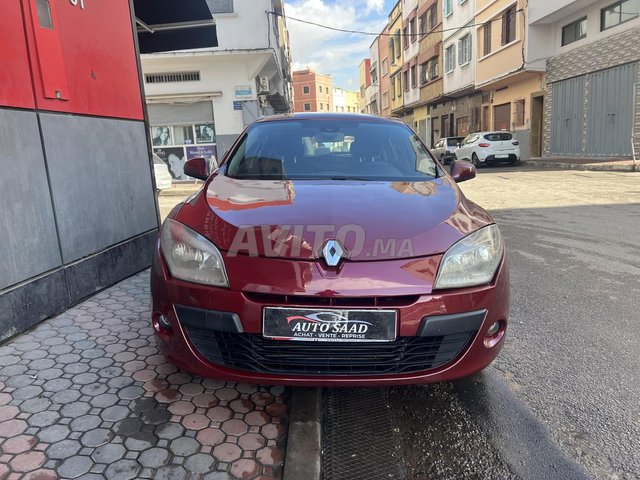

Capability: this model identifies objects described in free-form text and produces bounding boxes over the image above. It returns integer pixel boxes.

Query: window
[175,126,196,145]
[396,75,402,97]
[382,58,389,76]
[391,75,397,100]
[419,14,427,36]
[382,91,389,109]
[320,103,323,110]
[562,17,587,46]
[502,6,517,45]
[371,65,378,84]
[443,0,453,17]
[428,5,438,30]
[145,72,201,83]
[445,45,456,73]
[429,57,439,79]
[207,0,234,14]
[420,62,429,85]
[388,38,396,63]
[458,34,471,65]
[601,0,639,30]
[403,70,409,91]
[303,85,310,94]
[514,99,525,126]
[483,21,492,55]
[319,85,322,93]
[410,18,417,42]
[411,65,417,88]
[403,27,409,49]
[36,0,53,29]
[394,30,401,59]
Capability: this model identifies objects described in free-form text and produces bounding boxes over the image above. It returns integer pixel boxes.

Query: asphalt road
[384,166,640,480]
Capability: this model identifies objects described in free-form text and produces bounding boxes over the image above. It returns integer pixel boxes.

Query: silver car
[432,137,465,164]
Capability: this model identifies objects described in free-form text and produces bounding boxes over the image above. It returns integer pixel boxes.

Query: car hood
[178,174,493,261]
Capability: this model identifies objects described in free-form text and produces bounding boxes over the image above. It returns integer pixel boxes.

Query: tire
[471,153,481,167]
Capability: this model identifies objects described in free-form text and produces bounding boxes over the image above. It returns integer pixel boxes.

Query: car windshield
[447,138,463,146]
[225,119,438,181]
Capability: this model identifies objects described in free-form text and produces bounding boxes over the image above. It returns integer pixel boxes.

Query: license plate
[263,307,397,342]
[495,154,509,158]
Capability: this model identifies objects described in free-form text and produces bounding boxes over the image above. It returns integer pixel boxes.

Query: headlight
[160,218,229,287]
[434,224,504,289]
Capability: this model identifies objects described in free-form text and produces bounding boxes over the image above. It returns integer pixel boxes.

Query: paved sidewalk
[0,271,288,480]
[523,157,639,172]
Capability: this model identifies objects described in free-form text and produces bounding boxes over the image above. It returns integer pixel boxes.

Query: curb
[522,160,639,172]
[283,387,322,480]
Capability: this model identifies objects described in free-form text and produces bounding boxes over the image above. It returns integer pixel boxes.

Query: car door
[432,138,444,158]
[456,135,473,160]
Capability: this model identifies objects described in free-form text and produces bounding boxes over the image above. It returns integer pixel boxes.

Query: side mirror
[450,160,476,183]
[183,157,209,180]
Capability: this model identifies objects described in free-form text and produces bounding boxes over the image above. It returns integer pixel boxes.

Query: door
[493,103,511,131]
[482,106,490,131]
[456,116,469,137]
[586,63,636,156]
[530,95,544,157]
[550,76,584,155]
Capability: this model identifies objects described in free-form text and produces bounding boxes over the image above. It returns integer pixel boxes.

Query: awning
[133,0,218,54]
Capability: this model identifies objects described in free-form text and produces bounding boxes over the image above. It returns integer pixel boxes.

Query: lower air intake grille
[181,328,476,376]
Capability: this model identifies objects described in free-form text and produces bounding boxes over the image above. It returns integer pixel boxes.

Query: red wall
[1,0,143,120]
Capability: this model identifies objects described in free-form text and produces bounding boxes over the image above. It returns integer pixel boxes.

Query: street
[321,167,640,479]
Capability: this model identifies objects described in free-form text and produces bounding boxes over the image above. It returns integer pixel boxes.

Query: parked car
[151,113,509,387]
[454,131,521,167]
[432,136,465,164]
[153,153,173,191]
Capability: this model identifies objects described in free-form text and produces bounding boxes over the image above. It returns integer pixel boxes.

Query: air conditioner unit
[258,76,270,94]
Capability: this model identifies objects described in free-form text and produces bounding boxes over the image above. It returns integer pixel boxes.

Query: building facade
[441,0,482,140]
[292,69,333,113]
[389,1,406,115]
[475,0,545,159]
[418,0,445,146]
[358,58,372,113]
[367,38,381,115]
[142,0,292,171]
[379,25,393,117]
[332,87,360,113]
[529,0,640,157]
[400,0,421,127]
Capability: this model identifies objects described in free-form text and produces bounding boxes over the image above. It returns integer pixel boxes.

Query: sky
[283,0,397,91]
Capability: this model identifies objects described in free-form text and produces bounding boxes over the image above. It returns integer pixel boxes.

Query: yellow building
[388,1,404,115]
[475,0,545,158]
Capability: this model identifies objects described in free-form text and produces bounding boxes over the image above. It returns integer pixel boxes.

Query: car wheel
[471,153,481,167]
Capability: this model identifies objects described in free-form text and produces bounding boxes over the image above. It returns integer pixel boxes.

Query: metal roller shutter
[493,103,511,131]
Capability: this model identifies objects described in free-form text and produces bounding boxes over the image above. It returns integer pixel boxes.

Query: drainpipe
[633,83,639,170]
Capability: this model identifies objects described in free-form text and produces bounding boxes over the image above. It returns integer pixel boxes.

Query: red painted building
[0,0,217,340]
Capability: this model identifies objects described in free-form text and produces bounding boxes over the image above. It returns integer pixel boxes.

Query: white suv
[454,131,521,167]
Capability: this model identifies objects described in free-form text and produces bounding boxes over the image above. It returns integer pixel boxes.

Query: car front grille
[181,328,477,376]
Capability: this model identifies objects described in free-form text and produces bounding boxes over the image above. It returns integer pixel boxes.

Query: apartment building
[141,0,293,169]
[475,0,545,159]
[333,87,361,113]
[400,0,421,126]
[389,1,406,115]
[416,0,446,146]
[379,24,393,117]
[292,69,333,113]
[358,58,372,113]
[367,38,381,115]
[529,0,640,157]
[442,0,482,139]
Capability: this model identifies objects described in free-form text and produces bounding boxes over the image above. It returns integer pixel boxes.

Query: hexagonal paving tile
[0,271,289,480]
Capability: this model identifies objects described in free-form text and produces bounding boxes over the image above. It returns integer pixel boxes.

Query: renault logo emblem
[322,240,345,267]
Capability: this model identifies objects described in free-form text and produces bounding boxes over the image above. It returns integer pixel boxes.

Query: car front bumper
[150,248,510,387]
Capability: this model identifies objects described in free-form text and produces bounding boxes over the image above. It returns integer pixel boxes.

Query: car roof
[468,131,512,135]
[252,112,408,126]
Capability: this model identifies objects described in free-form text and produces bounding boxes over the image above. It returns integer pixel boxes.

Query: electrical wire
[268,9,524,37]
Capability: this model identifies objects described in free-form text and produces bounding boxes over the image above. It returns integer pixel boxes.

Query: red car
[151,114,509,386]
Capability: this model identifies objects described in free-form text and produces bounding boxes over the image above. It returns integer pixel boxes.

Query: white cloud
[364,0,384,14]
[284,0,386,88]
